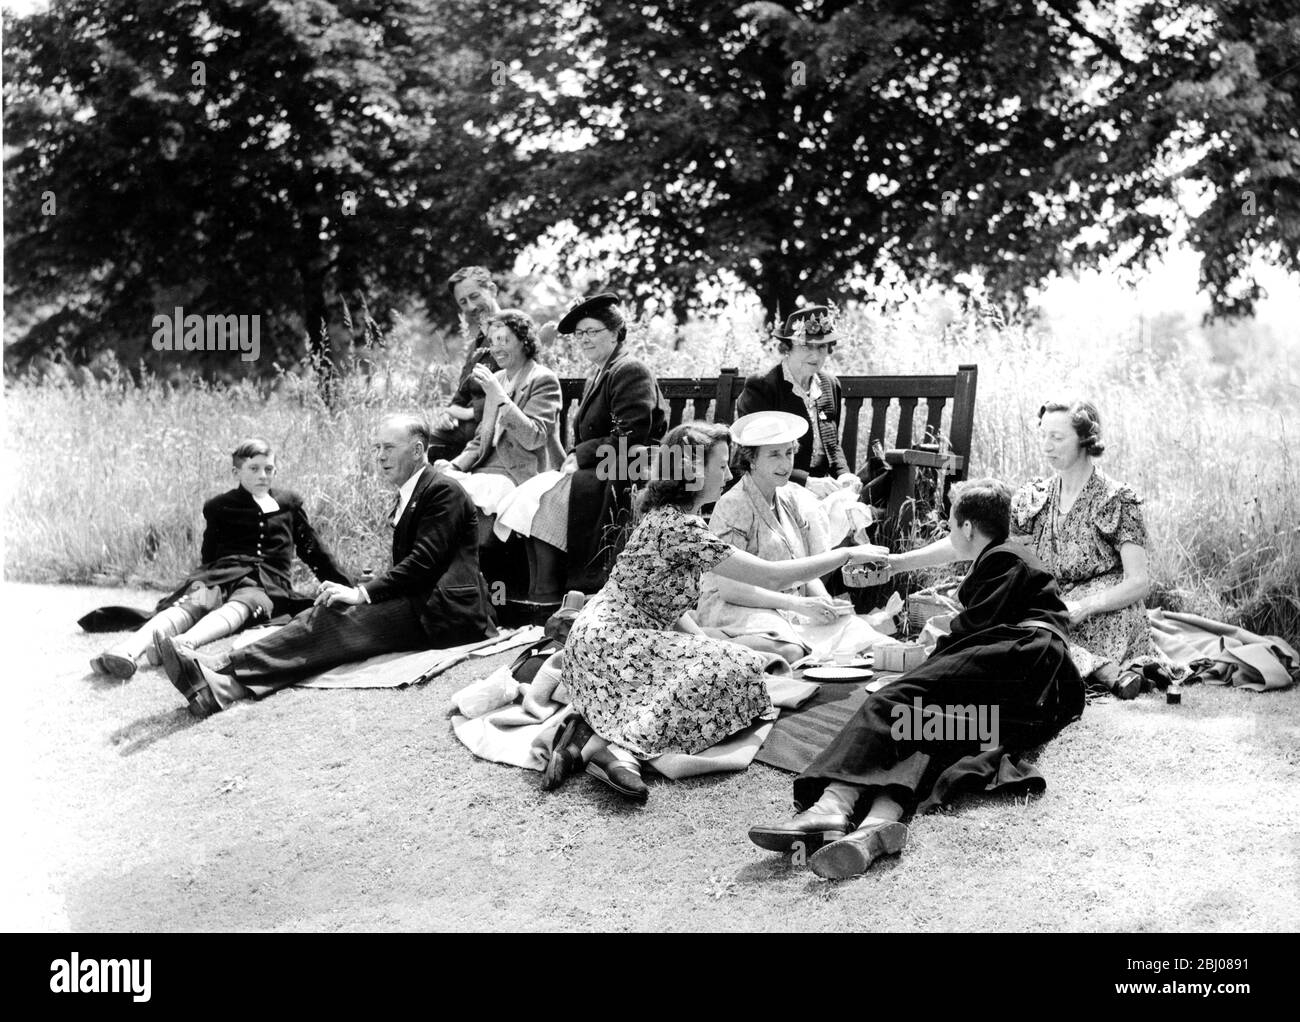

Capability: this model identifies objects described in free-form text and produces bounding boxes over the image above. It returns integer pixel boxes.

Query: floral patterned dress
[561,505,777,757]
[1011,468,1158,678]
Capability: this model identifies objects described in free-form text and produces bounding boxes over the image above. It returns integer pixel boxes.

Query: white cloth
[783,482,870,550]
[442,467,518,517]
[393,465,424,524]
[251,492,280,513]
[450,659,819,775]
[493,468,566,541]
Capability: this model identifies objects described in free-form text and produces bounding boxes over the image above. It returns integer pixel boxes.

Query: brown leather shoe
[748,810,851,853]
[809,819,908,879]
[157,636,224,719]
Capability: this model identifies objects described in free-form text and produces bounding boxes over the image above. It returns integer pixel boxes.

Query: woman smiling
[697,411,848,664]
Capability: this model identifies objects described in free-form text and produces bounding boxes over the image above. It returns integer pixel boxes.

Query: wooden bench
[558,364,978,542]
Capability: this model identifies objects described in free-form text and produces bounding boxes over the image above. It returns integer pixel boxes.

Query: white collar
[393,465,426,524]
[250,491,280,513]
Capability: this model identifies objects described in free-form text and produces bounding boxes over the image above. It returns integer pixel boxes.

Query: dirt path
[5,581,1298,932]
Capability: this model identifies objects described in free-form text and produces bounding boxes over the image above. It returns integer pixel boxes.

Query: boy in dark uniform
[748,478,1085,879]
[90,439,347,679]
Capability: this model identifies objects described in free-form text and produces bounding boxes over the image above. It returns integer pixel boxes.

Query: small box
[842,562,890,588]
[875,642,927,673]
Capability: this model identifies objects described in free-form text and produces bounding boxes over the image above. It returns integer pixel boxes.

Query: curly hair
[637,421,732,513]
[732,443,761,473]
[597,303,628,345]
[1038,399,1106,457]
[488,309,540,360]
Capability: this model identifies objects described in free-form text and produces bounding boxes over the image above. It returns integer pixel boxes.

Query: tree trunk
[297,211,335,406]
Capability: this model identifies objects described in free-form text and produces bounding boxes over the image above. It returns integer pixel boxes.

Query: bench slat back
[556,365,978,473]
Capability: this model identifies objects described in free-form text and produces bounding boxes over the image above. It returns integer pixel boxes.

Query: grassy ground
[7,581,1298,932]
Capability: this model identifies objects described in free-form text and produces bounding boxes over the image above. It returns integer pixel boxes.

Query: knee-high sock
[863,793,905,824]
[811,781,864,818]
[109,604,197,661]
[176,601,250,648]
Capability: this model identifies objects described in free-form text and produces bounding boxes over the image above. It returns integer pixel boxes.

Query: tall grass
[5,295,1297,642]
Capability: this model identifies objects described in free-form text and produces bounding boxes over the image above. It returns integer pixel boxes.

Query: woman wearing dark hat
[496,293,666,600]
[697,411,853,664]
[734,305,887,502]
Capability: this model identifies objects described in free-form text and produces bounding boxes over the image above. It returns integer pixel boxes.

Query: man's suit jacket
[454,359,565,483]
[734,362,851,484]
[364,466,497,644]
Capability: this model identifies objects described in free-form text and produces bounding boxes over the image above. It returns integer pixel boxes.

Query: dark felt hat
[773,305,841,345]
[557,292,623,334]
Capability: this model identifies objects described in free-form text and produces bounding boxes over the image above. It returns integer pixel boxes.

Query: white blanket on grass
[449,653,819,779]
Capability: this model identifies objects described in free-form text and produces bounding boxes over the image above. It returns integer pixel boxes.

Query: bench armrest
[882,448,965,474]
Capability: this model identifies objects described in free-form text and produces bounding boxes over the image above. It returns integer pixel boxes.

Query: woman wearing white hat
[697,411,849,664]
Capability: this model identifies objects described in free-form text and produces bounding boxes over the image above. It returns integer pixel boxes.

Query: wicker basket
[907,590,959,632]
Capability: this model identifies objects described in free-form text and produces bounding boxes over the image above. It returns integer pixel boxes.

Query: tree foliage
[3,0,533,376]
[4,0,1296,376]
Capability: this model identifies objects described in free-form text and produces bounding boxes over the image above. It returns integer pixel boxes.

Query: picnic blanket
[1148,609,1297,691]
[755,608,1298,778]
[450,652,820,779]
[225,624,545,689]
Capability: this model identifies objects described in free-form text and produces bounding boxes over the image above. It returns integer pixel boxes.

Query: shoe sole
[97,653,137,680]
[748,826,848,854]
[810,822,908,880]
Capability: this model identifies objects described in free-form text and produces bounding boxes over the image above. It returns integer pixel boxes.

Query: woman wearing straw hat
[697,411,852,664]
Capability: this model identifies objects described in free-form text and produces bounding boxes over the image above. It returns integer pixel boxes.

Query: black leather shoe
[542,714,594,792]
[157,636,224,719]
[586,753,649,804]
[748,810,851,853]
[809,820,908,879]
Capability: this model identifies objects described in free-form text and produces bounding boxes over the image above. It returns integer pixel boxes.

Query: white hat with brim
[729,411,808,447]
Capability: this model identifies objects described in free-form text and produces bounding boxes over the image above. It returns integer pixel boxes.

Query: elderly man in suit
[158,413,497,717]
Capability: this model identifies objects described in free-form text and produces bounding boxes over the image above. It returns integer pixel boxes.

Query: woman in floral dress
[547,421,889,803]
[880,399,1160,697]
[1009,400,1159,690]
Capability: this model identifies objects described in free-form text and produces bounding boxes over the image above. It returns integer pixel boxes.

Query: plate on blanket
[802,665,874,682]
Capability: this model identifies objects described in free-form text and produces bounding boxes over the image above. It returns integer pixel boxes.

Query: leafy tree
[509,0,1298,319]
[3,0,532,379]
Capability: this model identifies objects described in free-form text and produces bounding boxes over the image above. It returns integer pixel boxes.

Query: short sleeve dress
[1011,468,1157,678]
[561,504,777,757]
[697,473,825,651]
